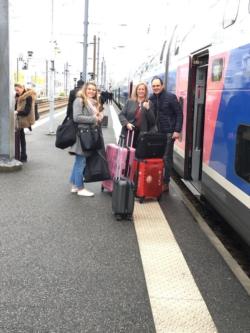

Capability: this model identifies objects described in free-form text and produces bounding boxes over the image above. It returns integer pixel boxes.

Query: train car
[115,0,250,246]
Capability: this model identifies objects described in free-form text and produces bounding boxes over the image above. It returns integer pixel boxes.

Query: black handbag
[135,132,166,158]
[55,116,77,149]
[78,125,102,151]
[84,150,111,183]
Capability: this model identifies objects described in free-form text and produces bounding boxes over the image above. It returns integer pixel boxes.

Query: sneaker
[77,188,94,197]
[162,184,169,193]
[71,186,79,193]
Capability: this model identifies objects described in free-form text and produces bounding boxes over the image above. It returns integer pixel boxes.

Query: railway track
[36,97,68,115]
[171,170,250,285]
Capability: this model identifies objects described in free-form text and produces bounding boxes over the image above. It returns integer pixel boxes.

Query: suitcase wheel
[139,197,145,204]
[157,194,162,201]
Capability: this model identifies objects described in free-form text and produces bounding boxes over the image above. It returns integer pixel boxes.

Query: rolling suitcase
[135,132,166,159]
[112,136,135,221]
[102,131,135,192]
[133,158,164,203]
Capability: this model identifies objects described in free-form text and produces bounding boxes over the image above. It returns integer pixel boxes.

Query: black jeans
[20,128,27,160]
[163,133,175,184]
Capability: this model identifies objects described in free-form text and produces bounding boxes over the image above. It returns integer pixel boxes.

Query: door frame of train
[185,50,209,184]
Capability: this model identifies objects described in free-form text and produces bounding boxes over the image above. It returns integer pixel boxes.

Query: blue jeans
[70,154,86,188]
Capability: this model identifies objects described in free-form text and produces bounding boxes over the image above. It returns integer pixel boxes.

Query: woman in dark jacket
[118,82,155,147]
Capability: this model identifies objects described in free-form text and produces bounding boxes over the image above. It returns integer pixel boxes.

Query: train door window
[235,125,250,183]
[212,58,223,81]
[223,0,240,28]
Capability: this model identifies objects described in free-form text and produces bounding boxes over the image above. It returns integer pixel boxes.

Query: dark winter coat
[149,89,183,134]
[118,99,156,135]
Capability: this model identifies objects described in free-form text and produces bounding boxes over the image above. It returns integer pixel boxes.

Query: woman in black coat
[118,82,155,147]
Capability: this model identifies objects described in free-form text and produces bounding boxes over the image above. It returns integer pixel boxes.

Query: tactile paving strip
[134,201,217,333]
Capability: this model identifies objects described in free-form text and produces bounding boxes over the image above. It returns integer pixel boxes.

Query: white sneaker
[77,188,94,197]
[71,186,79,193]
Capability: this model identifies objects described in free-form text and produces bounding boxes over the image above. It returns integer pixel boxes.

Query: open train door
[187,51,208,188]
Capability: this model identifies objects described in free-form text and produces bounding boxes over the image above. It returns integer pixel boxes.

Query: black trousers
[19,128,27,160]
[163,133,175,184]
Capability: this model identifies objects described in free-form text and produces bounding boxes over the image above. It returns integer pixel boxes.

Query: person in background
[146,76,183,193]
[66,79,85,119]
[14,83,36,162]
[118,82,155,147]
[69,81,103,197]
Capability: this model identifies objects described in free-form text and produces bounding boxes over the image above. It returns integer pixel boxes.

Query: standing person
[66,79,84,119]
[14,83,36,162]
[147,76,183,192]
[69,82,103,197]
[118,82,155,147]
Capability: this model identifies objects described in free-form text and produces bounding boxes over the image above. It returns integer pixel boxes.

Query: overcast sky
[9,0,211,85]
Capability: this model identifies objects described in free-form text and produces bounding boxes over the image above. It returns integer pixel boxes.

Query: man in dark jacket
[148,77,183,192]
[66,79,84,119]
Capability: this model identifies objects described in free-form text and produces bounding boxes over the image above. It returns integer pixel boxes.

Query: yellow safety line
[134,201,218,333]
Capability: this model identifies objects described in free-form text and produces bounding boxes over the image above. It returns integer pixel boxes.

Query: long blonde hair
[131,82,148,101]
[77,81,102,110]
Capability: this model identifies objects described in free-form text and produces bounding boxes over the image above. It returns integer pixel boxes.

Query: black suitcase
[135,132,166,159]
[112,178,134,221]
[111,135,135,221]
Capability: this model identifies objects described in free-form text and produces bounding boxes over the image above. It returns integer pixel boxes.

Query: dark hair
[77,79,85,87]
[151,76,163,85]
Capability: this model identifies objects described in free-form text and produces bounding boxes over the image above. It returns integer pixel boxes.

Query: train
[113,0,250,246]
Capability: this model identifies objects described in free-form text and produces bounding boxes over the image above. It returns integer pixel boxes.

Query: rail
[36,97,68,114]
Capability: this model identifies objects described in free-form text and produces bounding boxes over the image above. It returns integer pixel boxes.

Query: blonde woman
[118,82,155,147]
[69,82,103,197]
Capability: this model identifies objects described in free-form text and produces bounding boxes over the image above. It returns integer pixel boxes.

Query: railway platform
[0,104,250,333]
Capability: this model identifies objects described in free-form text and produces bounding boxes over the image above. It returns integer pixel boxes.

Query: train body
[113,0,250,245]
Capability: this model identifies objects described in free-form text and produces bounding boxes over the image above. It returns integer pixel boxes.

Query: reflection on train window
[223,0,240,28]
[212,58,223,81]
[235,125,250,183]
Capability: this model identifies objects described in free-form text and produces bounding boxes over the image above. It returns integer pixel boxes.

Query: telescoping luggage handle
[115,130,134,180]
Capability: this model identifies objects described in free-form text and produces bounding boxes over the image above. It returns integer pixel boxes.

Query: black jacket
[66,87,82,119]
[149,89,183,133]
[119,99,156,133]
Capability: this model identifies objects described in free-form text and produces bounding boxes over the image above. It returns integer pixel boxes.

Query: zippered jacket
[149,89,183,134]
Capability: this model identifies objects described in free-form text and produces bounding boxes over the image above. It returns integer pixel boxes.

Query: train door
[189,53,208,187]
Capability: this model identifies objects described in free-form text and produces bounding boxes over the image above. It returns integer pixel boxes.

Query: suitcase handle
[126,130,134,148]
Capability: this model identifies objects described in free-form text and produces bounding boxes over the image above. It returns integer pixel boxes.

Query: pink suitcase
[102,132,135,192]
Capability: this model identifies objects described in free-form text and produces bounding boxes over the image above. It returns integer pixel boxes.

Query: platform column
[0,0,22,171]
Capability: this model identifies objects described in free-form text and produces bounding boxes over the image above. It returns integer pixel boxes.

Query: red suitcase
[133,158,164,203]
[102,132,135,192]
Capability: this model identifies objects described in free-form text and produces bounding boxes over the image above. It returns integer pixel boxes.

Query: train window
[235,125,250,183]
[223,0,240,28]
[212,58,223,81]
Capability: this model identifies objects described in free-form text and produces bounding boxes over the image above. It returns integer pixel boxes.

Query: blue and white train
[114,0,250,246]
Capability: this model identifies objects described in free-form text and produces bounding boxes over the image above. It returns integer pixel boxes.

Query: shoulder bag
[55,116,77,149]
[77,124,103,151]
